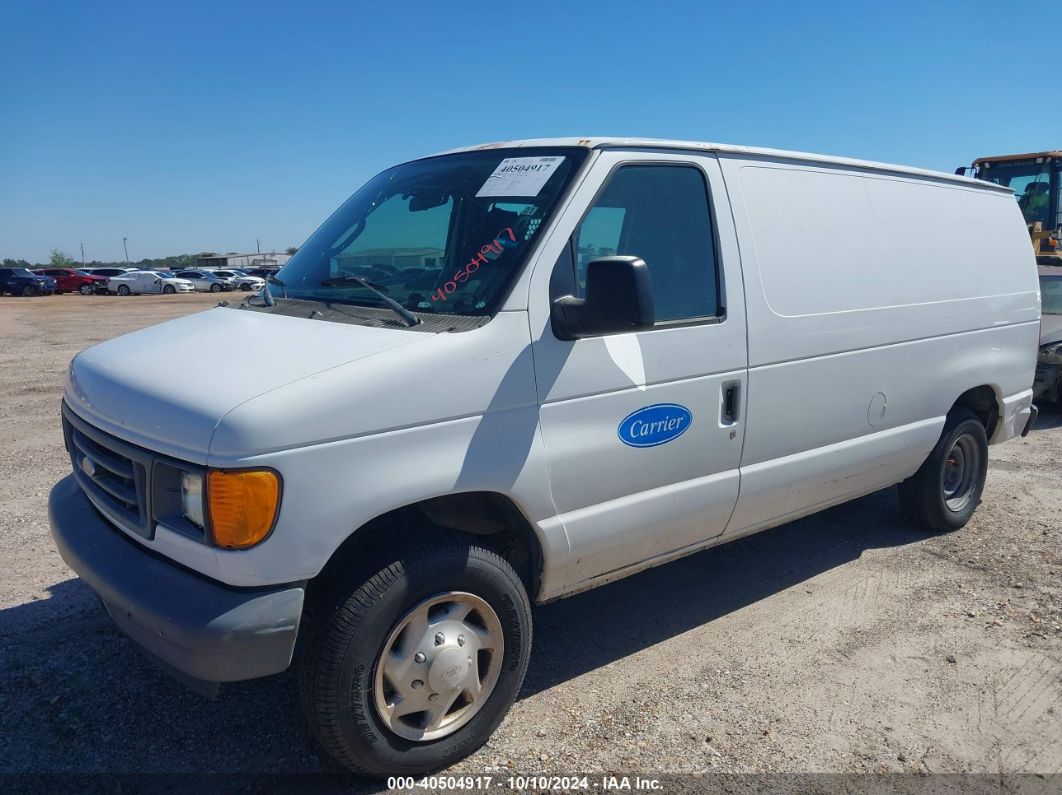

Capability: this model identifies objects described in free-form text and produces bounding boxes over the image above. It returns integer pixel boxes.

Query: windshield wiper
[249,275,286,306]
[267,275,287,297]
[319,275,420,327]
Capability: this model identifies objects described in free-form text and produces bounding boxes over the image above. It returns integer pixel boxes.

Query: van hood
[1042,314,1062,346]
[65,307,421,462]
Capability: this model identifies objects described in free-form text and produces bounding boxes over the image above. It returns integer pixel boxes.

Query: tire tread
[898,407,987,533]
[297,538,531,777]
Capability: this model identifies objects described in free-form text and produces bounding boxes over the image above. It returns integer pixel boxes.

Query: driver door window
[572,165,720,323]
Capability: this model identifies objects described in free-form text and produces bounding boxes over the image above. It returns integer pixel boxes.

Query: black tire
[241,283,252,291]
[899,408,988,533]
[79,284,93,295]
[298,539,532,778]
[117,284,131,296]
[21,285,34,297]
[210,283,222,292]
[163,284,176,294]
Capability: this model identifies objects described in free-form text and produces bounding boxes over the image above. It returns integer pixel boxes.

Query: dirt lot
[1,292,1060,786]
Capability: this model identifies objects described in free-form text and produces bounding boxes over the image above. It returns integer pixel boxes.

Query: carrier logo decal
[618,403,693,448]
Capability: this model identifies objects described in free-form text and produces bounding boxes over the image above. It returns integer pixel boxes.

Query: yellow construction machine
[957,151,1062,263]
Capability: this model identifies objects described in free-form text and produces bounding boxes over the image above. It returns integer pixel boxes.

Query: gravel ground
[1,293,1060,789]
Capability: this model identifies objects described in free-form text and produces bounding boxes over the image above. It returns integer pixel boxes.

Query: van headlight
[164,468,279,548]
[181,472,205,528]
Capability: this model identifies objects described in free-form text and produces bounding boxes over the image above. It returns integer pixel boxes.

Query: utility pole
[122,237,129,263]
[256,238,261,253]
[80,242,85,267]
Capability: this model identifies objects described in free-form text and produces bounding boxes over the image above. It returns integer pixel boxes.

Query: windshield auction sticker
[476,156,565,197]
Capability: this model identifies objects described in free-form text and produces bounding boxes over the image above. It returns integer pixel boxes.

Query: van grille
[63,406,152,538]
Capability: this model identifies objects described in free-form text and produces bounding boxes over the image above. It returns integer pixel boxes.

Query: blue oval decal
[618,403,693,448]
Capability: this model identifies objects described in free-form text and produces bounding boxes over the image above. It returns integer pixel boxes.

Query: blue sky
[2,0,1058,263]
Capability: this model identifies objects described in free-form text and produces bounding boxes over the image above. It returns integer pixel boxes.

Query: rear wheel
[117,284,131,296]
[899,408,988,532]
[79,284,93,295]
[298,539,532,778]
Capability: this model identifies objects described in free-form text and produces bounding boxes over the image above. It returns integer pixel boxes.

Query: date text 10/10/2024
[386,775,664,791]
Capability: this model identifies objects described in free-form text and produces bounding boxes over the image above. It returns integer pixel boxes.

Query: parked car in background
[34,268,108,295]
[85,267,136,278]
[0,267,57,296]
[106,270,195,296]
[210,270,238,289]
[210,269,265,291]
[85,267,137,293]
[244,267,280,279]
[173,270,233,292]
[1035,265,1062,403]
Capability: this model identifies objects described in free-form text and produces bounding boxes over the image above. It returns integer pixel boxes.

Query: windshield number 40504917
[430,227,520,303]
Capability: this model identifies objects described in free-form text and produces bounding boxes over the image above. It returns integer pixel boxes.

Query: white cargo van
[49,138,1040,776]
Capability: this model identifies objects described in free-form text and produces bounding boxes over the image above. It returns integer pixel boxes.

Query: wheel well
[952,385,999,438]
[309,492,543,603]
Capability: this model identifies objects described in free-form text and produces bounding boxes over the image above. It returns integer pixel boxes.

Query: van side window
[573,165,719,322]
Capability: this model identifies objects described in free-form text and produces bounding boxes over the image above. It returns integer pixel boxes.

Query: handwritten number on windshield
[430,227,520,303]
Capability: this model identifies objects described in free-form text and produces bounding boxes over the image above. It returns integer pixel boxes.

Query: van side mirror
[551,256,655,340]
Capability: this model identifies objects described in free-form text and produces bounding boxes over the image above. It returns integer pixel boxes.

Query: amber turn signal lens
[207,469,280,549]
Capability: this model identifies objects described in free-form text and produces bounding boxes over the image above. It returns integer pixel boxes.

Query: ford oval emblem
[618,403,693,448]
[80,456,96,478]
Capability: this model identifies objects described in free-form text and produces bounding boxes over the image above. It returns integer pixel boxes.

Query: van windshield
[273,148,587,317]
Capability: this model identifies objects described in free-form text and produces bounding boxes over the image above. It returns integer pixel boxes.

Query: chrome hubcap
[942,434,979,512]
[373,592,503,742]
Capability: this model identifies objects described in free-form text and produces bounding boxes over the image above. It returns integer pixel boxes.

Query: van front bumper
[49,475,304,686]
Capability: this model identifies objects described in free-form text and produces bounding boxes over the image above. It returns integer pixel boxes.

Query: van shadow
[0,489,920,781]
[522,487,920,696]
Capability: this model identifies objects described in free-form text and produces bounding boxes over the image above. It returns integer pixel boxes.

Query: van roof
[438,137,1010,193]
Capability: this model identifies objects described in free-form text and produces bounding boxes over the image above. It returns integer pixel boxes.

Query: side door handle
[721,381,741,425]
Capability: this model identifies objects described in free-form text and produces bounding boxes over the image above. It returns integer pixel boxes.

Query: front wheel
[899,408,988,532]
[298,540,532,778]
[241,283,252,291]
[163,284,176,294]
[21,285,35,297]
[79,284,93,295]
[209,283,222,292]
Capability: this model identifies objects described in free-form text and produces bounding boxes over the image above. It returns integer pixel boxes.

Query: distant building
[335,247,444,271]
[196,252,292,271]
